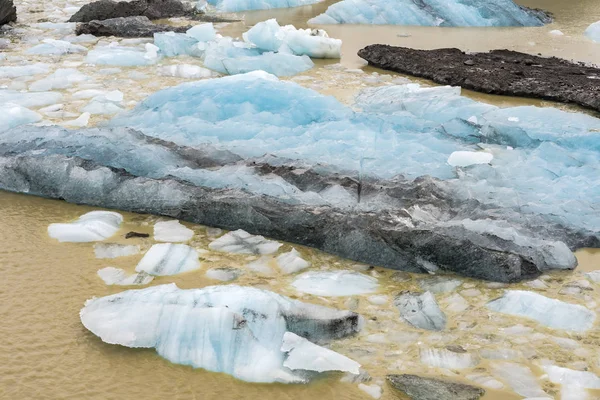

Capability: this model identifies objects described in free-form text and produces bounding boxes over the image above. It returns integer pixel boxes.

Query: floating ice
[394,292,446,331]
[0,90,63,107]
[447,151,493,167]
[97,267,153,285]
[29,69,89,92]
[420,348,479,369]
[86,44,160,66]
[441,293,469,313]
[48,211,123,242]
[358,383,382,399]
[154,32,200,57]
[209,229,282,255]
[490,362,548,398]
[157,64,216,79]
[308,0,549,26]
[543,365,600,389]
[206,0,323,12]
[80,284,361,382]
[26,39,87,55]
[419,276,462,293]
[186,23,216,42]
[465,373,504,390]
[277,248,310,274]
[585,21,600,43]
[486,290,596,331]
[0,104,41,133]
[209,50,314,77]
[245,257,276,275]
[206,267,243,281]
[0,63,50,78]
[292,271,378,296]
[94,243,140,258]
[154,220,194,242]
[281,332,360,374]
[586,270,600,283]
[135,243,200,276]
[63,112,91,127]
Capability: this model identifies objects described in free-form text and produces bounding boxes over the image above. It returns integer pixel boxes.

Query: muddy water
[2,191,600,400]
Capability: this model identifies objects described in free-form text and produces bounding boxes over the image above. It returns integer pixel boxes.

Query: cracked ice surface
[48,211,123,242]
[80,284,361,382]
[309,0,549,26]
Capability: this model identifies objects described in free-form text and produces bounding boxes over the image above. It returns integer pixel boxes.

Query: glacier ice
[486,290,596,331]
[97,267,154,285]
[206,0,323,12]
[135,243,201,276]
[490,362,548,398]
[292,271,379,296]
[281,332,360,374]
[0,104,41,133]
[394,292,446,331]
[154,220,194,242]
[246,257,276,275]
[80,284,361,382]
[157,64,216,79]
[209,229,282,255]
[29,69,89,92]
[0,90,63,108]
[187,23,217,42]
[308,0,549,26]
[94,243,140,258]
[277,248,311,274]
[85,44,160,66]
[419,348,479,369]
[447,151,493,167]
[63,112,91,127]
[154,32,200,57]
[26,39,87,55]
[585,21,600,43]
[206,267,243,281]
[418,276,462,293]
[48,211,123,242]
[0,63,50,78]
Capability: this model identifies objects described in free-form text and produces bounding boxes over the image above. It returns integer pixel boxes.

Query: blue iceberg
[585,20,600,43]
[207,0,324,13]
[309,0,550,26]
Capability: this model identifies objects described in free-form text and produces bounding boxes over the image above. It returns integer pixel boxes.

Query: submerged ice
[80,284,361,382]
[308,0,549,26]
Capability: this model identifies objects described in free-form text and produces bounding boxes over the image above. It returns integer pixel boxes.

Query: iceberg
[29,69,89,92]
[486,290,596,331]
[206,0,323,13]
[85,44,160,66]
[154,220,194,242]
[206,267,244,281]
[209,229,282,255]
[94,243,140,258]
[308,0,550,26]
[135,243,200,276]
[48,211,123,242]
[277,248,310,274]
[157,64,216,79]
[97,267,153,285]
[585,21,600,43]
[80,284,362,382]
[0,104,41,133]
[186,23,216,42]
[0,90,63,108]
[0,63,50,78]
[292,271,378,296]
[26,39,87,55]
[394,292,446,331]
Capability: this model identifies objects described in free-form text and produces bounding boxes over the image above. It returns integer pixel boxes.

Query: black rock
[76,16,190,38]
[387,374,485,400]
[125,231,150,239]
[68,0,193,22]
[357,45,600,113]
[0,0,17,27]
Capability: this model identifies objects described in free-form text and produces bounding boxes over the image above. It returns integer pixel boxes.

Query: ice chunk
[308,0,549,27]
[420,348,479,369]
[80,284,361,382]
[86,45,160,66]
[292,271,378,296]
[0,63,50,78]
[490,362,548,398]
[135,243,200,276]
[543,365,600,389]
[441,293,469,313]
[243,19,283,52]
[586,270,600,283]
[63,112,91,127]
[97,267,153,285]
[358,383,382,399]
[32,22,76,33]
[154,32,200,57]
[245,256,276,275]
[465,372,504,389]
[584,21,600,43]
[217,52,314,77]
[0,104,41,133]
[394,292,446,331]
[549,29,564,36]
[154,220,194,242]
[281,332,360,374]
[486,290,596,331]
[206,267,243,281]
[0,90,63,108]
[186,23,216,42]
[209,229,282,255]
[206,0,323,12]
[277,248,310,274]
[157,64,216,79]
[48,211,123,242]
[26,39,87,55]
[105,90,124,102]
[29,69,89,92]
[94,243,140,258]
[447,151,493,167]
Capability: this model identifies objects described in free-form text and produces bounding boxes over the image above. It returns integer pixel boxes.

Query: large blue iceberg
[308,0,550,26]
[206,0,323,13]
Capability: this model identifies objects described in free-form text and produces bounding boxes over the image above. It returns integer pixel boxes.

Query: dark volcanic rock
[76,16,190,37]
[0,0,17,26]
[125,231,150,238]
[387,374,485,400]
[68,0,193,22]
[358,45,600,113]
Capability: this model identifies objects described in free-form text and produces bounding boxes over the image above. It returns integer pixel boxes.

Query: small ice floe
[490,362,548,398]
[440,293,469,313]
[292,271,379,296]
[465,372,504,389]
[543,364,600,400]
[486,290,596,332]
[447,151,493,167]
[420,348,479,369]
[549,29,564,36]
[157,64,216,79]
[281,332,360,374]
[394,291,446,331]
[29,69,89,92]
[48,211,123,242]
[585,270,600,283]
[135,243,200,276]
[97,267,153,285]
[245,256,275,275]
[94,243,140,259]
[0,103,41,133]
[86,43,160,66]
[277,248,310,274]
[208,229,282,255]
[63,112,91,127]
[358,383,382,399]
[154,220,194,242]
[26,39,87,55]
[418,276,462,293]
[585,20,600,42]
[206,267,243,282]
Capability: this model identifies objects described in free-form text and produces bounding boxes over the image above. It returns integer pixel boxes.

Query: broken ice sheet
[153,220,194,242]
[97,267,153,285]
[489,362,548,398]
[135,243,200,276]
[292,271,379,296]
[48,211,123,242]
[208,229,282,255]
[94,243,140,259]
